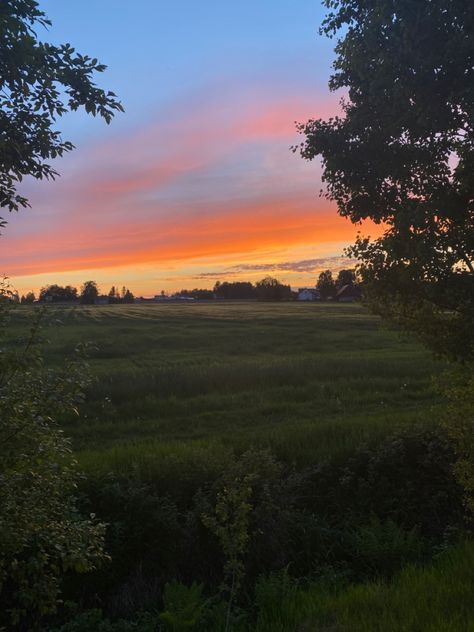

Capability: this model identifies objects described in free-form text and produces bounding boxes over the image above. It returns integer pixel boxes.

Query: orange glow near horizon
[5,198,380,277]
[3,87,380,297]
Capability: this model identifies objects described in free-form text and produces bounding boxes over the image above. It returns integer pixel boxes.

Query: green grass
[13,301,446,473]
[254,540,474,631]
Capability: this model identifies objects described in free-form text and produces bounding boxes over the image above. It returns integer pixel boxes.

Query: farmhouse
[94,295,109,305]
[298,288,321,301]
[336,284,361,302]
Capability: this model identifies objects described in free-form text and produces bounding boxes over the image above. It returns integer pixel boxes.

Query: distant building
[335,284,361,302]
[298,288,321,301]
[135,296,155,303]
[94,295,109,305]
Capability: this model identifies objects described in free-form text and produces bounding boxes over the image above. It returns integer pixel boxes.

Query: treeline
[15,269,359,305]
[316,268,358,299]
[175,278,291,300]
[15,281,135,305]
[214,277,292,300]
[178,269,359,301]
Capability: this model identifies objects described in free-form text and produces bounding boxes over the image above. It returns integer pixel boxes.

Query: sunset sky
[3,0,374,297]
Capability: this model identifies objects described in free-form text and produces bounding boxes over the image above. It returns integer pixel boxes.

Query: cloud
[5,81,362,291]
[193,255,351,280]
[232,256,350,273]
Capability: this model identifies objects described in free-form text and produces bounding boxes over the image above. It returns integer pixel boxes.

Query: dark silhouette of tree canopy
[20,291,35,304]
[317,269,336,299]
[255,276,292,301]
[298,0,474,360]
[39,284,77,302]
[0,0,123,227]
[108,285,120,304]
[179,288,214,300]
[336,268,356,289]
[213,281,257,300]
[122,288,134,304]
[80,280,99,305]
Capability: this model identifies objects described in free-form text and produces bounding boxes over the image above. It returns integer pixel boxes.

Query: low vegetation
[4,302,473,630]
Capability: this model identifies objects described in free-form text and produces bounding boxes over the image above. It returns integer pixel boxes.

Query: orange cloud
[3,194,379,277]
[5,85,353,292]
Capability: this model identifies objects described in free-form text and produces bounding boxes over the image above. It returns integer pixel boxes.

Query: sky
[3,0,376,297]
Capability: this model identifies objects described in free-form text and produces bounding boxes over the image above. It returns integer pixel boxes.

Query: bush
[0,299,107,629]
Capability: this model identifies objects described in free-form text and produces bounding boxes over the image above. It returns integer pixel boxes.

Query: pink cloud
[4,84,348,281]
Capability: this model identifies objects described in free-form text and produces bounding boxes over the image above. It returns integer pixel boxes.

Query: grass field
[17,301,446,474]
[11,301,470,631]
[254,540,474,632]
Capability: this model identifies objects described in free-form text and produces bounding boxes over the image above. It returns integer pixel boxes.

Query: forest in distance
[12,268,358,305]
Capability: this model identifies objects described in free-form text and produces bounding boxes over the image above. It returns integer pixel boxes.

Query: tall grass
[11,302,446,471]
[254,540,474,631]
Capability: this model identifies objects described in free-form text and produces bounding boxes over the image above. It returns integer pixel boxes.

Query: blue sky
[5,1,366,296]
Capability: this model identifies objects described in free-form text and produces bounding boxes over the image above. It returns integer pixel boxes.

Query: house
[335,284,361,302]
[94,295,109,305]
[298,288,321,301]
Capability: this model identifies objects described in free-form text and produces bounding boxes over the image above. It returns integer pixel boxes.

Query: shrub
[0,298,107,629]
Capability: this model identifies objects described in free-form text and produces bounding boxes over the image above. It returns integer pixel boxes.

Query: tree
[336,268,356,289]
[179,288,214,300]
[0,4,122,620]
[213,281,257,300]
[39,284,78,303]
[0,0,123,227]
[255,276,292,301]
[122,288,134,303]
[108,285,118,304]
[80,280,99,305]
[297,0,474,361]
[21,291,36,304]
[316,270,336,300]
[0,287,107,628]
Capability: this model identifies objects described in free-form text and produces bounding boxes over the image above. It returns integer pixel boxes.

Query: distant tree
[0,0,123,229]
[39,284,78,303]
[298,0,474,360]
[317,270,336,300]
[0,295,107,627]
[255,276,292,301]
[179,288,214,300]
[213,281,257,300]
[108,285,119,304]
[336,269,356,289]
[21,291,36,304]
[80,280,99,305]
[122,288,134,304]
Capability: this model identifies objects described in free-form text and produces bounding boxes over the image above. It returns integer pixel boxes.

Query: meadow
[13,301,472,631]
[34,301,444,470]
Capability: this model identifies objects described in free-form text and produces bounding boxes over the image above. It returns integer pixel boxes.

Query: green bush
[52,609,159,632]
[0,300,107,629]
[159,581,206,631]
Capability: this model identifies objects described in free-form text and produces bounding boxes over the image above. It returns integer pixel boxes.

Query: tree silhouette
[298,0,474,360]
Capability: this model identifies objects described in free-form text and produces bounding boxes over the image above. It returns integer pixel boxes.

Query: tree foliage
[298,0,474,360]
[213,281,257,300]
[39,284,78,303]
[0,0,123,226]
[80,280,99,305]
[0,290,107,628]
[336,268,356,289]
[317,269,336,299]
[255,277,292,301]
[20,290,36,304]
